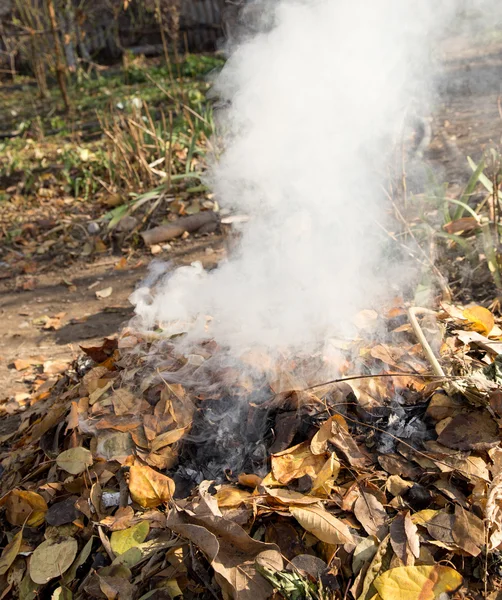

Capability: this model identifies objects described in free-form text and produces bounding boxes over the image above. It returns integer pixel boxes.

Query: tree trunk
[45,0,71,112]
[61,0,78,72]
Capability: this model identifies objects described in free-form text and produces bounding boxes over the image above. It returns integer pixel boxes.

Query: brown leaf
[128,461,175,508]
[425,512,456,547]
[443,217,479,234]
[290,505,354,545]
[390,512,420,566]
[111,388,136,416]
[378,454,420,479]
[150,426,190,452]
[311,414,372,469]
[0,489,48,527]
[452,505,485,557]
[271,442,326,484]
[437,410,500,451]
[264,487,321,505]
[167,507,283,600]
[0,530,22,575]
[354,492,388,540]
[80,338,118,364]
[100,506,135,531]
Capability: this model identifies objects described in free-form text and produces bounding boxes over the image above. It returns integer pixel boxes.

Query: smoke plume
[133,0,472,358]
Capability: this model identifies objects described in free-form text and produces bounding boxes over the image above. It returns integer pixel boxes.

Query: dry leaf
[437,410,499,451]
[373,565,462,600]
[56,447,93,475]
[311,453,340,496]
[290,506,354,545]
[0,530,22,575]
[452,504,484,556]
[29,537,78,584]
[264,488,321,505]
[128,462,175,508]
[215,486,253,508]
[110,521,150,555]
[463,305,495,336]
[0,489,48,527]
[390,512,420,566]
[311,414,372,469]
[167,507,283,600]
[271,442,326,484]
[354,492,388,540]
[96,287,113,299]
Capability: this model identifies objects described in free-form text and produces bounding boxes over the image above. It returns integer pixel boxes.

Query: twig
[407,307,445,377]
[304,371,455,392]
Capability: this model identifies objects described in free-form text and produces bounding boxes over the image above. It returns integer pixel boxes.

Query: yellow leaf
[411,510,440,527]
[0,530,22,575]
[290,505,354,545]
[271,442,326,484]
[215,486,252,508]
[128,462,175,508]
[311,453,340,496]
[463,306,494,336]
[373,565,462,600]
[110,521,150,555]
[0,490,48,527]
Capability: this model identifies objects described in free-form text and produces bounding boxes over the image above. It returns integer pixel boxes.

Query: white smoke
[132,0,472,357]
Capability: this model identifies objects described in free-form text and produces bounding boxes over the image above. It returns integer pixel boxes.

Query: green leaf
[468,156,501,198]
[456,158,485,219]
[110,521,150,555]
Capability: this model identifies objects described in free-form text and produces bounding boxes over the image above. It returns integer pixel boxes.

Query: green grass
[0,54,223,201]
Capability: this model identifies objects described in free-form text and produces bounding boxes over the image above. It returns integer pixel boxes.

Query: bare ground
[0,237,225,400]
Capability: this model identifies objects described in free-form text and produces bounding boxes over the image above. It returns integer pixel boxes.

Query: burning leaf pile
[2,300,502,599]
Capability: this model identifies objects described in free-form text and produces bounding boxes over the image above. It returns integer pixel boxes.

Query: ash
[171,393,272,496]
[377,397,432,454]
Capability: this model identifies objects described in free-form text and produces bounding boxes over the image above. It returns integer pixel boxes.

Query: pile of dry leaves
[1,300,502,600]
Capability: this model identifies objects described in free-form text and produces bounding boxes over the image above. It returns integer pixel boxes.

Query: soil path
[0,238,224,401]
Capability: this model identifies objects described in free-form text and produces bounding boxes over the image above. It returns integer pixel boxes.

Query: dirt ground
[2,34,502,402]
[0,237,225,400]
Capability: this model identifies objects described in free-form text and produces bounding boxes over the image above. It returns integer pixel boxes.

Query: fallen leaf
[167,507,283,600]
[390,512,420,566]
[110,521,150,555]
[43,359,70,375]
[452,504,484,557]
[56,447,93,475]
[354,492,388,540]
[290,505,354,545]
[264,488,321,505]
[128,462,175,508]
[425,512,456,547]
[29,537,78,584]
[96,287,113,299]
[271,442,326,484]
[0,489,48,526]
[311,414,372,469]
[463,305,495,336]
[0,530,22,575]
[353,536,379,575]
[373,565,462,600]
[215,486,253,508]
[45,497,80,526]
[437,410,499,451]
[311,453,340,496]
